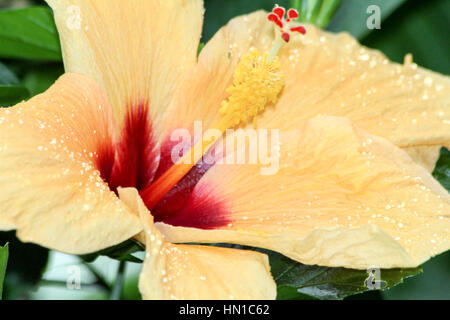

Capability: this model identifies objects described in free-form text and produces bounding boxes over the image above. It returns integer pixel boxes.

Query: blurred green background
[0,0,449,300]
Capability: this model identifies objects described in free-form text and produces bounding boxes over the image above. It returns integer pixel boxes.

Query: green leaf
[80,240,144,264]
[0,6,61,61]
[362,0,450,74]
[22,63,64,96]
[122,274,142,300]
[0,231,49,299]
[0,243,8,300]
[381,251,450,299]
[270,252,422,300]
[433,148,450,192]
[327,0,407,40]
[0,62,30,106]
[197,43,205,57]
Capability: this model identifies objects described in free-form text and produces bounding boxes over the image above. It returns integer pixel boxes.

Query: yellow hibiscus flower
[0,0,449,299]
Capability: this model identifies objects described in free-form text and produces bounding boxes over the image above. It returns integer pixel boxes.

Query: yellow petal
[266,27,450,167]
[155,116,450,269]
[0,73,141,254]
[162,11,449,170]
[118,188,276,300]
[162,10,272,137]
[46,0,203,136]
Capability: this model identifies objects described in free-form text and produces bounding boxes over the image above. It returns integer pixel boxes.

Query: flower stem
[110,261,126,300]
[305,0,322,23]
[316,0,343,28]
[290,0,343,28]
[268,31,283,63]
[291,0,306,21]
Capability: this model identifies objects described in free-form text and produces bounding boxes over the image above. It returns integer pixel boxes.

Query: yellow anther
[219,49,284,128]
[143,49,284,209]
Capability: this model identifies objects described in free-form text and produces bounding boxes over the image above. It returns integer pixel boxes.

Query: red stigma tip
[273,6,285,20]
[281,32,290,43]
[268,6,306,44]
[290,26,306,35]
[287,9,299,19]
[268,13,283,29]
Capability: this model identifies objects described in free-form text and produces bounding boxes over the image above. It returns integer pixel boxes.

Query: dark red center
[96,103,230,229]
